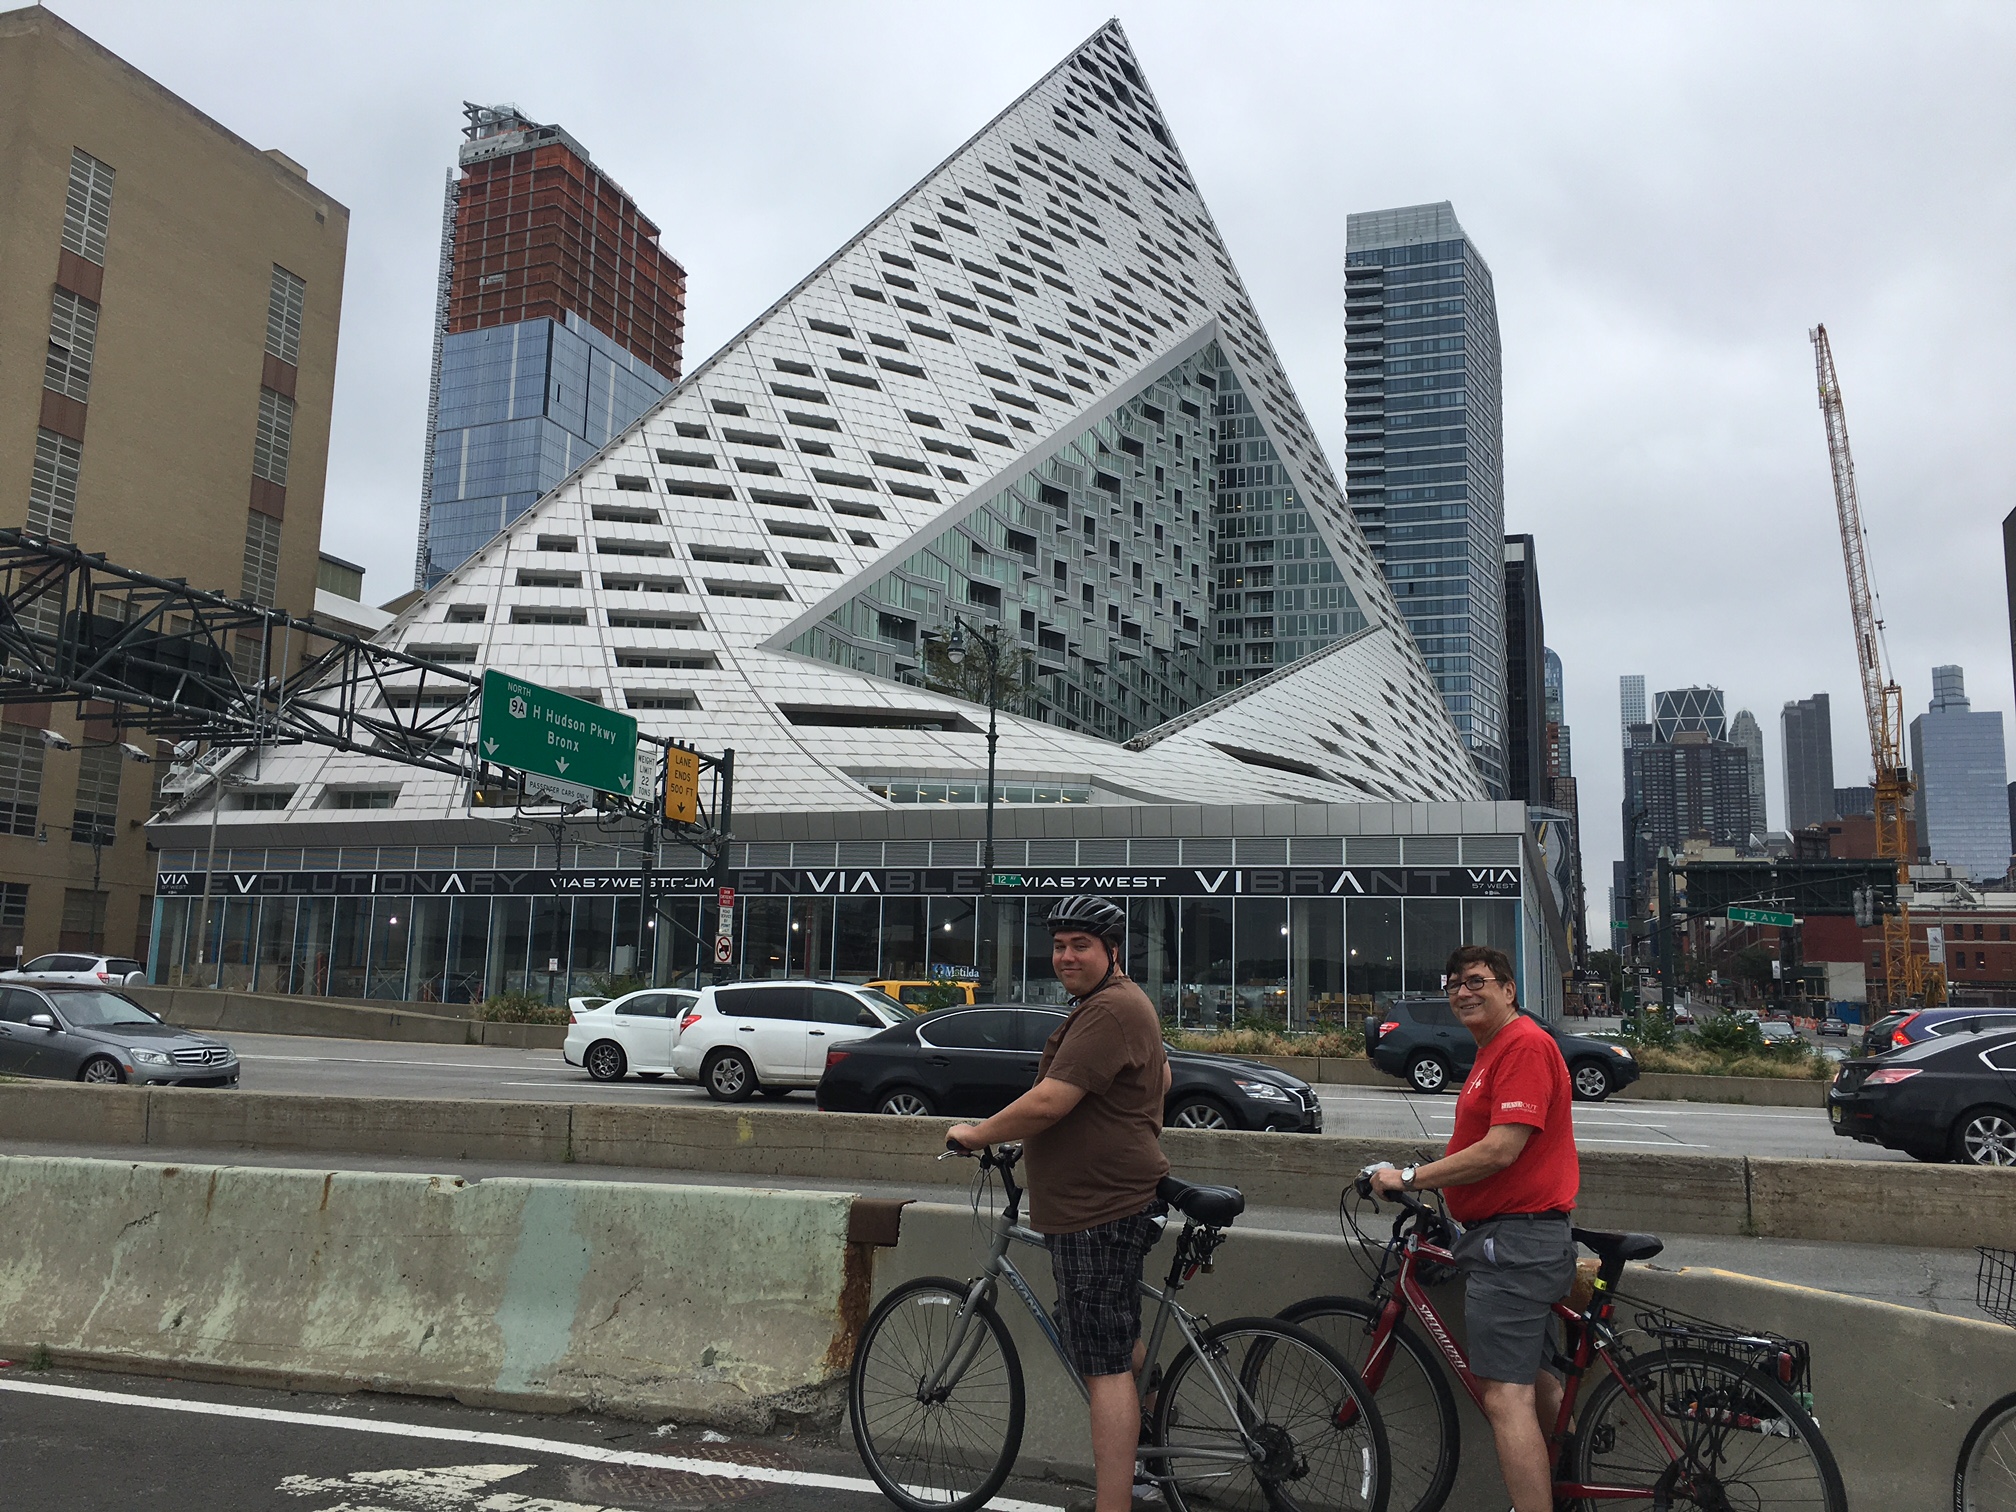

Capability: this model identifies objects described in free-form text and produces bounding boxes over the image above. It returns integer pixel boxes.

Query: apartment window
[0,882,27,956]
[59,888,107,953]
[44,288,98,402]
[60,148,116,265]
[242,510,282,606]
[0,730,43,837]
[28,429,84,542]
[253,387,295,486]
[71,743,121,847]
[324,789,398,810]
[265,265,306,366]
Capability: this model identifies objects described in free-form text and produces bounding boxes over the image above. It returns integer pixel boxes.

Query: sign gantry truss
[0,529,480,778]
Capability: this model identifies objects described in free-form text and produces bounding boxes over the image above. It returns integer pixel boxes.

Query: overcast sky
[54,1,2016,939]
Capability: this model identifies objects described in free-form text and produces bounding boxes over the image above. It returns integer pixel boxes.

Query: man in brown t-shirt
[949,895,1170,1512]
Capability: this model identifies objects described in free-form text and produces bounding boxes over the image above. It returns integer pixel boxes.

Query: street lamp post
[942,618,1020,1000]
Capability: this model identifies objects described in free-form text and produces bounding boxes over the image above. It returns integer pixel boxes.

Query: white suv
[671,981,907,1102]
[564,987,702,1082]
[0,954,147,986]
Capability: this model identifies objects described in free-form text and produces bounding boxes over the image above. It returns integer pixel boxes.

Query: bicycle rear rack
[1623,1298,1814,1400]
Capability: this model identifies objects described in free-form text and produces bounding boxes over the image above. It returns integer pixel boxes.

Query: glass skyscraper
[416,104,684,585]
[1345,202,1506,796]
[1909,666,2012,880]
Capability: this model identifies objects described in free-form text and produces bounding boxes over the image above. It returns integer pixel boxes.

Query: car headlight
[129,1048,170,1065]
[1608,1046,1633,1059]
[1232,1078,1291,1102]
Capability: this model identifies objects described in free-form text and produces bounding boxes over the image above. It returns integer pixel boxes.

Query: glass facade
[787,340,1363,741]
[150,883,1524,1029]
[1909,665,2012,881]
[1344,205,1507,797]
[422,311,672,583]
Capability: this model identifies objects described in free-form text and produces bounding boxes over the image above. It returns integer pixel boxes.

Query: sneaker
[1063,1490,1162,1512]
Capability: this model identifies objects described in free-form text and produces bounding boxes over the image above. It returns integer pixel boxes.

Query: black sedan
[814,1003,1323,1132]
[1366,1001,1640,1101]
[0,983,239,1086]
[1829,1028,2016,1164]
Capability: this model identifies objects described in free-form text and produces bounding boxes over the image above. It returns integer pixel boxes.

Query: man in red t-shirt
[1372,944,1578,1512]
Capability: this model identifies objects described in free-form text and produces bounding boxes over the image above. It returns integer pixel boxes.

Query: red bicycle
[1276,1169,1846,1512]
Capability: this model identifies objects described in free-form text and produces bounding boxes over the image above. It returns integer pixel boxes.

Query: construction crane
[1810,324,1944,1008]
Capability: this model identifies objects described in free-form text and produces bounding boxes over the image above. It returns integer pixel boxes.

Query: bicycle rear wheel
[1279,1296,1458,1512]
[849,1276,1025,1512]
[1957,1391,2016,1512]
[1152,1316,1389,1512]
[1568,1347,1846,1511]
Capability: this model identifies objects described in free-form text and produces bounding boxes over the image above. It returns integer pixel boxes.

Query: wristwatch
[1400,1165,1418,1191]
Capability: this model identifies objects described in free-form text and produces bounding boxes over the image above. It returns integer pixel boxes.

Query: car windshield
[858,988,912,1019]
[51,990,160,1028]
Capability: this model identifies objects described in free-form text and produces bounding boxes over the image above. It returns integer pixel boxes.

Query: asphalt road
[216,1030,1900,1163]
[0,1367,1067,1512]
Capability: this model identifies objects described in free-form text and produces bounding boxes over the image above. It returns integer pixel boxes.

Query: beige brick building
[0,5,347,963]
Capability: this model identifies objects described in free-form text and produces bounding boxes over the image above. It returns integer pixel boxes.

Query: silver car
[0,985,238,1086]
[0,952,147,986]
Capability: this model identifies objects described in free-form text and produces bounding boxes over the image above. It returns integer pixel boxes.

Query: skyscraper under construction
[415,104,686,585]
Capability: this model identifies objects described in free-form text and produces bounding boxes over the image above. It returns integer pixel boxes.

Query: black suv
[1366,999,1640,1101]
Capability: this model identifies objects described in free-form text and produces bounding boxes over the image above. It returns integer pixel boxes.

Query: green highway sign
[479,670,639,799]
[1727,905,1796,929]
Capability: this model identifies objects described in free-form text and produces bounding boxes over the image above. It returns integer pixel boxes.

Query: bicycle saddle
[1572,1228,1664,1265]
[1158,1174,1245,1226]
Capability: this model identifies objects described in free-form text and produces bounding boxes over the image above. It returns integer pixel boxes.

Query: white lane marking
[0,1379,1061,1511]
[1573,1137,1709,1148]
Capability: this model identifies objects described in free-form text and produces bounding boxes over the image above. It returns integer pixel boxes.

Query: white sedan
[0,953,147,986]
[563,987,702,1082]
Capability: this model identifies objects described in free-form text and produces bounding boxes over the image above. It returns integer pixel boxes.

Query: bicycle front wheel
[1152,1316,1389,1512]
[1957,1390,2016,1512]
[849,1276,1025,1512]
[1279,1295,1458,1512]
[1568,1347,1846,1511]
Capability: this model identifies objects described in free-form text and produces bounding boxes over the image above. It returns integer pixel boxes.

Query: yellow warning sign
[664,744,701,825]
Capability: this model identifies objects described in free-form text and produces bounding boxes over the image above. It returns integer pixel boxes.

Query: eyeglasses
[1446,974,1502,996]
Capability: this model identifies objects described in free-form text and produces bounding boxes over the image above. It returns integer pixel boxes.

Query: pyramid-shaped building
[152,22,1565,1020]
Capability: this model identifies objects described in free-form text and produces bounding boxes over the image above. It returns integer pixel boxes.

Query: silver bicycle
[848,1142,1390,1512]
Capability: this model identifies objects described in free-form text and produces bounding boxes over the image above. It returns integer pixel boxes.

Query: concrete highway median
[0,1081,2007,1245]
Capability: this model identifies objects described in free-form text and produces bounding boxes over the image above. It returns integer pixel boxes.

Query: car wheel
[703,1049,758,1103]
[1167,1095,1234,1131]
[635,1071,664,1081]
[583,1040,628,1082]
[1953,1106,2016,1166]
[78,1056,124,1085]
[1405,1053,1452,1095]
[759,1086,792,1100]
[1571,1060,1614,1102]
[877,1088,935,1117]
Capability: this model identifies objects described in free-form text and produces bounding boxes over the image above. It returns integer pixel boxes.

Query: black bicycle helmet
[1044,895,1127,943]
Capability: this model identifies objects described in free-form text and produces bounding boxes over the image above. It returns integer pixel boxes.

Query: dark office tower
[1781,693,1836,831]
[2004,505,2016,714]
[1728,709,1766,840]
[1346,202,1507,797]
[415,103,686,585]
[1502,535,1546,804]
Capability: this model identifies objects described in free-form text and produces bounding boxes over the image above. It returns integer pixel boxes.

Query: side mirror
[26,1014,57,1031]
[857,1010,882,1028]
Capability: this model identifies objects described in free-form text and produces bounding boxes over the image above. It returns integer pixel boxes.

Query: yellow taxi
[866,978,980,1011]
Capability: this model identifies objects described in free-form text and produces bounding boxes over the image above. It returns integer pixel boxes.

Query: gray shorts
[1453,1214,1577,1385]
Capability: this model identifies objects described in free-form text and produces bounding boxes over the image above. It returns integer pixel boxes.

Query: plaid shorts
[1048,1201,1166,1377]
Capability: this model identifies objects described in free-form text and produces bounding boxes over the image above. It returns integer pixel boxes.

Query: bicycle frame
[1358,1200,1689,1504]
[924,1147,1282,1476]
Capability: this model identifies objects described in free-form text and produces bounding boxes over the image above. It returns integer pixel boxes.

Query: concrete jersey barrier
[126,986,567,1049]
[878,1200,2016,1512]
[0,1153,888,1428]
[0,1083,2010,1246]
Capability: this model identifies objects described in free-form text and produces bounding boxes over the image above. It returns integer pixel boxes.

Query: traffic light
[1853,886,1874,927]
